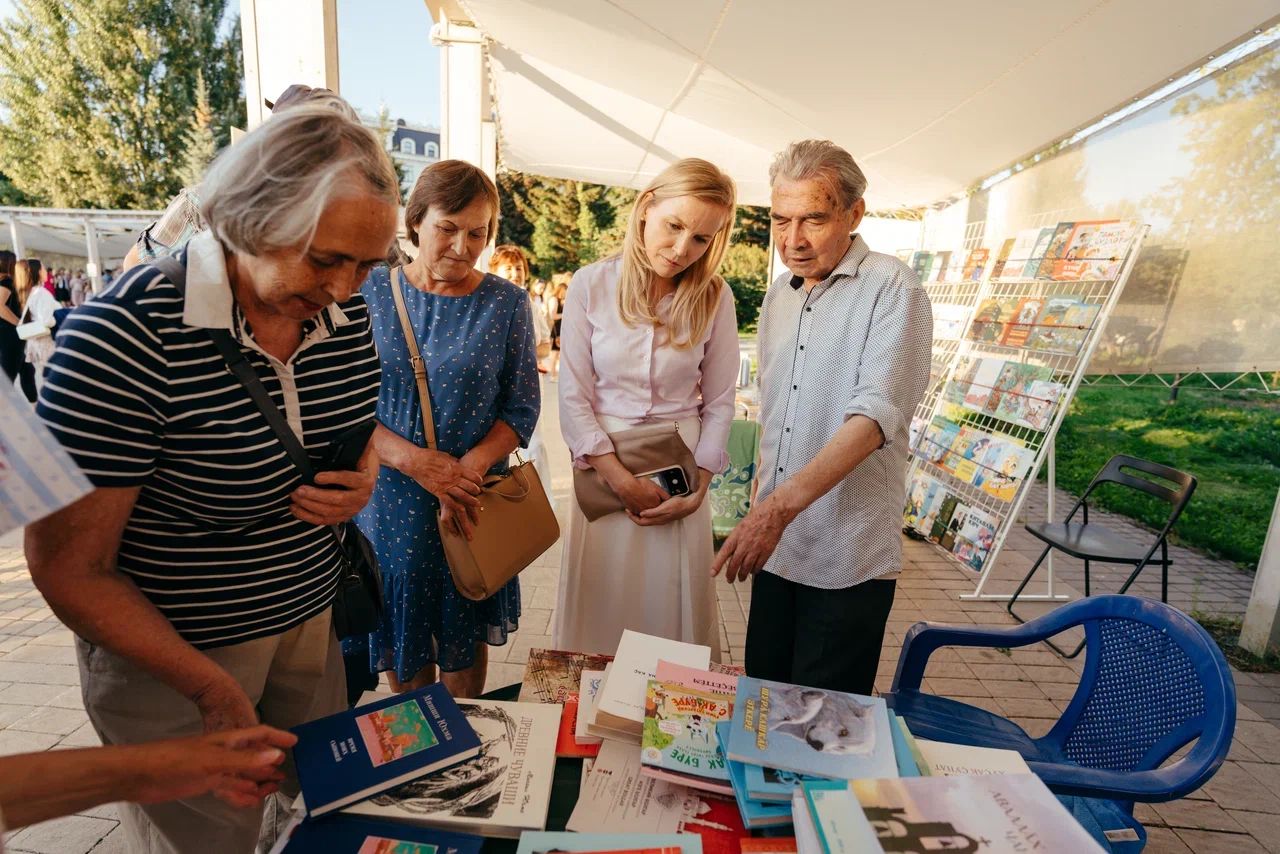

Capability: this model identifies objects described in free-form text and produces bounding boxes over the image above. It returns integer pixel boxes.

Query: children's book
[912,479,950,537]
[909,251,933,281]
[926,493,961,545]
[988,238,1016,278]
[1052,220,1137,281]
[1024,296,1078,352]
[518,835,697,854]
[1028,299,1102,355]
[743,763,817,803]
[801,781,882,854]
[915,739,1032,776]
[961,248,989,282]
[999,227,1048,279]
[291,685,481,817]
[952,507,998,571]
[902,472,934,531]
[592,632,711,742]
[726,678,898,780]
[271,814,485,854]
[977,439,1034,502]
[343,696,558,839]
[997,297,1046,348]
[720,727,796,829]
[918,417,960,466]
[519,648,614,758]
[845,774,1106,853]
[1031,221,1075,279]
[930,302,969,340]
[641,679,735,795]
[965,297,1021,344]
[959,358,1005,414]
[984,361,1051,421]
[576,666,609,746]
[930,251,952,282]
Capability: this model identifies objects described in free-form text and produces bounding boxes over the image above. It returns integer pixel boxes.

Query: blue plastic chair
[886,596,1235,848]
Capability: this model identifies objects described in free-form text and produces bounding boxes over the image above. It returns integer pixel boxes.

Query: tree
[734,204,770,250]
[0,0,244,209]
[720,243,769,332]
[177,72,217,188]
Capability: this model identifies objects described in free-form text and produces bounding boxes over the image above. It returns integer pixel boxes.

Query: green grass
[1192,613,1280,673]
[1050,382,1280,570]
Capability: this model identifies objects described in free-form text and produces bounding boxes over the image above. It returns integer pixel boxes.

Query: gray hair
[768,139,868,208]
[200,103,398,256]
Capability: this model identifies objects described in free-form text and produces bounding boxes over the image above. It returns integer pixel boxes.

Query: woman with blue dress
[354,160,540,697]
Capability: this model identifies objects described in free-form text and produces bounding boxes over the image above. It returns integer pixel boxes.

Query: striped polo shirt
[36,232,381,649]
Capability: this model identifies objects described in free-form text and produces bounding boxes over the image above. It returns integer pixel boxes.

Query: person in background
[121,84,361,271]
[26,103,398,852]
[52,267,71,305]
[545,272,569,381]
[68,269,88,306]
[0,250,20,387]
[713,139,932,696]
[15,259,57,397]
[353,160,539,698]
[553,157,739,658]
[489,244,554,490]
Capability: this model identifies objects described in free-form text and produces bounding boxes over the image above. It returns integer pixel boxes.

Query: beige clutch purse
[572,421,697,521]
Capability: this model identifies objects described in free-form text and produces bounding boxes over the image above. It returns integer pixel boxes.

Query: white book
[0,380,93,534]
[592,631,710,737]
[574,665,608,746]
[915,739,1032,777]
[791,788,824,854]
[343,694,559,839]
[567,739,740,836]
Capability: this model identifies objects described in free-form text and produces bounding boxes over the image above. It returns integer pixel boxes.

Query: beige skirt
[553,414,721,661]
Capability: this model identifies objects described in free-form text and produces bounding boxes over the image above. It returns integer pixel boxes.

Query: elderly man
[712,139,932,696]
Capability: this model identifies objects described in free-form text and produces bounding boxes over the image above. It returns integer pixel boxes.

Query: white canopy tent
[438,0,1280,210]
[1,207,158,292]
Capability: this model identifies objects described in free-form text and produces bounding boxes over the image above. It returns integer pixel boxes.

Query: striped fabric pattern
[36,263,380,649]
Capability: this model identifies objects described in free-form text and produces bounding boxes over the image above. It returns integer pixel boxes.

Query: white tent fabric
[460,0,1280,208]
[1,208,156,263]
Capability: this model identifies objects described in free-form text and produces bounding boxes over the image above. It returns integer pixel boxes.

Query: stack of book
[277,682,561,849]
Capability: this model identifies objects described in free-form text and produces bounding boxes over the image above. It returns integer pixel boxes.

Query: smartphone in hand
[638,466,692,498]
[317,420,377,481]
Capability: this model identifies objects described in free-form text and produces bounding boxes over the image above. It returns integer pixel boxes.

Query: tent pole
[8,217,25,259]
[1241,487,1280,657]
[84,220,104,294]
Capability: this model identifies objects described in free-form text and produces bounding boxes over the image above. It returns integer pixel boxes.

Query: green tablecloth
[480,684,584,853]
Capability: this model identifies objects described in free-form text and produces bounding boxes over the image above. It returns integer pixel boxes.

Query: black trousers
[745,570,896,696]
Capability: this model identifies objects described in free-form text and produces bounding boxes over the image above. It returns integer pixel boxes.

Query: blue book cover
[517,833,701,854]
[726,677,898,780]
[292,684,481,816]
[717,723,793,830]
[278,814,484,853]
[801,781,881,854]
[886,711,921,778]
[743,762,821,802]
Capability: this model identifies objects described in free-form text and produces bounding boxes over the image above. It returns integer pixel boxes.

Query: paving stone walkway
[2,383,1275,852]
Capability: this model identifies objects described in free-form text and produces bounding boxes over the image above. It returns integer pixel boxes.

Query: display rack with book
[902,217,1150,601]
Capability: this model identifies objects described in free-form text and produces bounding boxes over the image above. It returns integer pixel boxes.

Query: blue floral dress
[350,267,540,679]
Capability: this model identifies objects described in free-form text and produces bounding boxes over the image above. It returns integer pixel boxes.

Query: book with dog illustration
[640,680,734,794]
[291,685,481,817]
[726,678,898,780]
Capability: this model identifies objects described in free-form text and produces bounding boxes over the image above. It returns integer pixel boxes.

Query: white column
[240,0,340,130]
[431,18,493,177]
[1241,488,1280,656]
[83,220,104,294]
[7,217,24,259]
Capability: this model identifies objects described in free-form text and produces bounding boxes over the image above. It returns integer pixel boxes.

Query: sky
[0,0,442,128]
[336,0,441,127]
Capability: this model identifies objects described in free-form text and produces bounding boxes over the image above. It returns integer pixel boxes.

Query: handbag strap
[152,254,349,546]
[388,266,439,450]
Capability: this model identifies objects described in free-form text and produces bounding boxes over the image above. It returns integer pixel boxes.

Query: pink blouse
[558,256,740,473]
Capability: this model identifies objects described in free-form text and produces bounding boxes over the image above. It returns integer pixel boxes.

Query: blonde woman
[554,158,739,657]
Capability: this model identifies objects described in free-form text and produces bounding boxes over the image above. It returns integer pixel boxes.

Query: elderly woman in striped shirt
[26,103,398,852]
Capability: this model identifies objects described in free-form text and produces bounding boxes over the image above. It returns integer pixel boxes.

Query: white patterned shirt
[755,235,932,589]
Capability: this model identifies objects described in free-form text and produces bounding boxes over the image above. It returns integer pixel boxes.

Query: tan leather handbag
[572,421,697,521]
[389,268,559,601]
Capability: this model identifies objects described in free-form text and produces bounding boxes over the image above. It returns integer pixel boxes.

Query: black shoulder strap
[153,252,316,484]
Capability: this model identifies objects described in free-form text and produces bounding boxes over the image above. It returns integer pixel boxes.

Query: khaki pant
[77,609,347,854]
